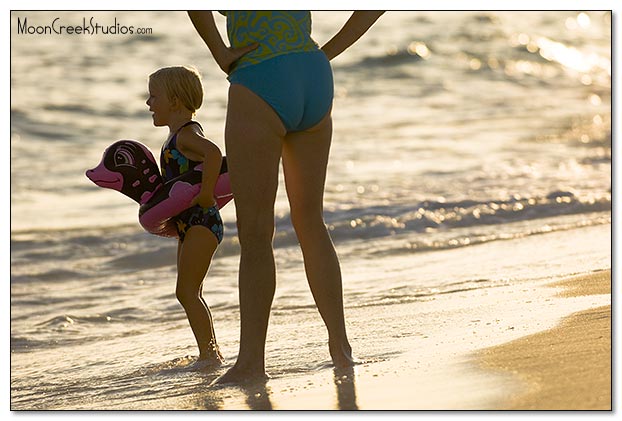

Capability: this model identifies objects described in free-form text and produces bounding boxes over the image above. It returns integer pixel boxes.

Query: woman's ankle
[329,338,354,368]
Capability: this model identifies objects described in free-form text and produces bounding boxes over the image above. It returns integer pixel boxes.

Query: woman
[188,10,384,383]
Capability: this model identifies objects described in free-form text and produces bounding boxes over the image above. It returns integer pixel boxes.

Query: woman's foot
[329,339,355,368]
[210,363,269,386]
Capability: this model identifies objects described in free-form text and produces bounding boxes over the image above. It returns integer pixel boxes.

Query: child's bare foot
[197,340,225,368]
[200,340,225,359]
[189,356,224,371]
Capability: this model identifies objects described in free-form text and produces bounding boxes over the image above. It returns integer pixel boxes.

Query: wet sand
[104,269,612,410]
[477,270,612,410]
[259,270,613,410]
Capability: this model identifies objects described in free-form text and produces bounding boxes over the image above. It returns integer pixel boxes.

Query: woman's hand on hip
[217,43,259,74]
[187,11,259,75]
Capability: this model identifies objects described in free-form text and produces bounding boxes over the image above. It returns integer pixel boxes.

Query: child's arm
[321,11,385,61]
[187,11,258,74]
[176,125,222,208]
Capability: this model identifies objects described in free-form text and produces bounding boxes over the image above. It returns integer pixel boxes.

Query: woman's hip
[228,51,334,133]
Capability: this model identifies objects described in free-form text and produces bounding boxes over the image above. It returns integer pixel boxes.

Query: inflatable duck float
[86,140,233,238]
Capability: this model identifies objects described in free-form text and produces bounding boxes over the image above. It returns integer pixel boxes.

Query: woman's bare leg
[282,112,354,367]
[215,84,286,383]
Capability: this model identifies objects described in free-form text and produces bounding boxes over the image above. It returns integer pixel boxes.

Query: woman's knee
[236,213,275,247]
[290,205,326,239]
[176,283,199,308]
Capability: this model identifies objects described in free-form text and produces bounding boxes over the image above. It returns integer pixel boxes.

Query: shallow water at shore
[10,223,610,409]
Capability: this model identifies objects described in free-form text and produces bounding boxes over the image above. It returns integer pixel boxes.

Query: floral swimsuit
[160,121,223,243]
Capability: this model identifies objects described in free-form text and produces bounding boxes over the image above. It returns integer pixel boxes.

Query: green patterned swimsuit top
[220,11,319,72]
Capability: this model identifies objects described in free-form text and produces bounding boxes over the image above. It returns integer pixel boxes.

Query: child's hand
[191,193,217,209]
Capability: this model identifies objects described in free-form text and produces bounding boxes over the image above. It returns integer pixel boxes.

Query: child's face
[146,80,173,127]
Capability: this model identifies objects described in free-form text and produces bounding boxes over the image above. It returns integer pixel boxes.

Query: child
[146,65,224,367]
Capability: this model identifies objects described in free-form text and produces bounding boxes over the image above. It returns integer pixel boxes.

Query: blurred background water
[10,11,611,409]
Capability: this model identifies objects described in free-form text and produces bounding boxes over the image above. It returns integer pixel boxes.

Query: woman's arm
[187,11,258,74]
[321,11,385,61]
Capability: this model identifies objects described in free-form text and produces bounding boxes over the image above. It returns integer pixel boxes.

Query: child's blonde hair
[149,65,203,114]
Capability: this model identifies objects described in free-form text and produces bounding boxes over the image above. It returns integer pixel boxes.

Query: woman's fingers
[223,43,259,73]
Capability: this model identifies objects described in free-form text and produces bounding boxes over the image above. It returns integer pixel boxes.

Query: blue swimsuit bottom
[228,50,334,133]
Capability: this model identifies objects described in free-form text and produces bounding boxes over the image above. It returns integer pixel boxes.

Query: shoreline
[477,270,612,410]
[210,268,612,411]
[10,223,612,411]
[9,267,612,410]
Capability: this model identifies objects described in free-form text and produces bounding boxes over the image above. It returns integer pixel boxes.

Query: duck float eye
[114,146,137,168]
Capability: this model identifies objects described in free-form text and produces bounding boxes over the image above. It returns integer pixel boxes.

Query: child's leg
[176,226,222,362]
[198,283,217,342]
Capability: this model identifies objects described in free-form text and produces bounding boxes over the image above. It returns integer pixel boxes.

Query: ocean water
[10,11,611,409]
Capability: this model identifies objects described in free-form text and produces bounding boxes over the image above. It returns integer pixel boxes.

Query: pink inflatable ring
[86,140,233,238]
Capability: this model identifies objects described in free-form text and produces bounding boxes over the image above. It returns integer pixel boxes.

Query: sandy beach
[478,270,611,410]
[248,270,612,411]
[247,271,611,412]
[130,268,611,411]
[8,268,613,413]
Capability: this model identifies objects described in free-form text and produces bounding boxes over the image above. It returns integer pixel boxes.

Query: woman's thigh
[281,112,333,225]
[225,84,285,238]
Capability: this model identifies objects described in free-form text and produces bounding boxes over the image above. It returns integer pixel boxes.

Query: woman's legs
[176,226,222,362]
[282,112,354,368]
[217,83,286,382]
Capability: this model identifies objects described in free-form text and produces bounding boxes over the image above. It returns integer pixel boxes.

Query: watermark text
[16,16,153,36]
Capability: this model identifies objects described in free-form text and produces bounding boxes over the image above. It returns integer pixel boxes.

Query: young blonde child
[146,65,224,367]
